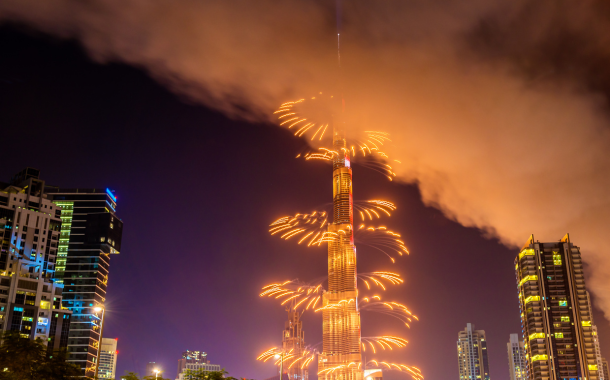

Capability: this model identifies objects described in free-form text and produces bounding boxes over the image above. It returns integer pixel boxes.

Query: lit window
[555,332,563,339]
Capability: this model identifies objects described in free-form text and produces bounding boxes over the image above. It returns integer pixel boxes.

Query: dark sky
[1,25,609,380]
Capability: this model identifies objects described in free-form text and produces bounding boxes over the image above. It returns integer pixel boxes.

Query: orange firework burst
[360,296,418,328]
[365,361,424,380]
[260,280,325,311]
[361,336,409,353]
[257,347,318,370]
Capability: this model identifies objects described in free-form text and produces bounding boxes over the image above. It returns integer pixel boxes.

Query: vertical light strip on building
[54,201,73,284]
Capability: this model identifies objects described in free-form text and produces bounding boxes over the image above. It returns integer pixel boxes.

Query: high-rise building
[45,187,123,377]
[603,359,609,380]
[282,304,308,380]
[515,234,599,380]
[0,168,72,349]
[457,323,491,380]
[318,127,362,380]
[98,338,118,379]
[507,334,527,380]
[586,292,606,380]
[177,350,208,378]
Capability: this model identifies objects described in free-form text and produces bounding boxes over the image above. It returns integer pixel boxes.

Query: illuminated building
[177,362,221,380]
[457,323,490,380]
[282,304,308,380]
[317,125,363,380]
[515,234,599,380]
[603,359,609,380]
[98,338,118,379]
[507,334,527,380]
[587,292,607,380]
[45,187,123,378]
[177,350,208,379]
[0,168,71,347]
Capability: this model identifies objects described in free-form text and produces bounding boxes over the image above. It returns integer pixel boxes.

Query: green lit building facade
[46,187,123,378]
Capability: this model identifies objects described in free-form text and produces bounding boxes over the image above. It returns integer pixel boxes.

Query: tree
[182,368,238,380]
[0,331,81,380]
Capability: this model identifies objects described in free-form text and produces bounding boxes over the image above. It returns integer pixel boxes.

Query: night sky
[1,25,609,380]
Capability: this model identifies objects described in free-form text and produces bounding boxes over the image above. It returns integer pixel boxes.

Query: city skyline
[2,4,610,378]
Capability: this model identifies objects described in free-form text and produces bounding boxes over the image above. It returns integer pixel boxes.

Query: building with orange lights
[317,126,363,380]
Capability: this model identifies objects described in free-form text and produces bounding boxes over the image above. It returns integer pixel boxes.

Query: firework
[359,296,418,328]
[365,361,423,380]
[257,347,318,370]
[275,98,397,177]
[358,272,403,290]
[361,336,409,353]
[354,200,396,221]
[260,280,325,311]
[269,211,329,246]
[356,225,409,263]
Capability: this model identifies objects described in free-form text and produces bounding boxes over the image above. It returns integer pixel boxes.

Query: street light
[274,352,285,380]
[93,306,106,380]
[154,369,161,379]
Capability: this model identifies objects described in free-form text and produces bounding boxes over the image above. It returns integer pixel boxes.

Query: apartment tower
[508,334,527,380]
[98,338,118,379]
[318,125,362,380]
[515,234,598,380]
[0,169,72,349]
[457,323,491,380]
[45,187,123,378]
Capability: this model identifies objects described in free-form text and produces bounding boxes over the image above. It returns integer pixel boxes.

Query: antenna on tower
[336,0,345,113]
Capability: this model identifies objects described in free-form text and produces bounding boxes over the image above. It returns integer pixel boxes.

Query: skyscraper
[507,334,527,380]
[98,338,118,379]
[603,358,609,380]
[283,304,308,380]
[45,187,123,378]
[515,234,598,380]
[318,126,362,380]
[0,169,72,348]
[587,292,607,380]
[457,323,491,380]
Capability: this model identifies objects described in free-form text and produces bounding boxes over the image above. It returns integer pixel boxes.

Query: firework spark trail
[269,204,405,254]
[359,296,418,328]
[354,200,396,221]
[269,211,329,246]
[365,361,424,380]
[257,347,318,370]
[358,272,403,290]
[360,336,409,353]
[260,280,325,311]
[356,225,410,263]
[274,99,398,177]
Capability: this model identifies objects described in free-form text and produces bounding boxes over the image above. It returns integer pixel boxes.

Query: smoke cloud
[2,1,610,317]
